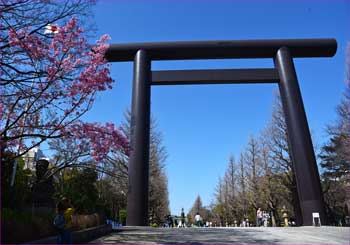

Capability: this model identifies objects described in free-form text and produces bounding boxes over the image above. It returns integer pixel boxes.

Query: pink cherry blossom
[66,121,130,161]
[2,16,118,160]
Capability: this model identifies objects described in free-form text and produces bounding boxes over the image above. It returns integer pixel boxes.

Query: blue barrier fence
[106,219,122,229]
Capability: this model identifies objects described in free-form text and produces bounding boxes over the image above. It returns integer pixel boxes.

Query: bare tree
[211,176,225,226]
[264,92,302,225]
[224,154,238,224]
[236,152,249,223]
[259,133,285,226]
[118,110,170,225]
[244,135,264,221]
[148,118,170,225]
[213,154,239,225]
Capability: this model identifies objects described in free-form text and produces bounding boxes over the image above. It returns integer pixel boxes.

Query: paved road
[90,226,350,244]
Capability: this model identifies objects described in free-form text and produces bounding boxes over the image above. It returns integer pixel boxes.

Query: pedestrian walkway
[90,226,349,244]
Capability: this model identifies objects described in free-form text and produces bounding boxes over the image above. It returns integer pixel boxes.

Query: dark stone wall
[25,224,112,244]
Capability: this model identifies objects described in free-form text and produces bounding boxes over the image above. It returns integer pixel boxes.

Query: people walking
[195,212,202,227]
[165,214,173,228]
[62,197,74,244]
[180,208,186,227]
[53,200,65,244]
[257,208,263,227]
[263,211,270,227]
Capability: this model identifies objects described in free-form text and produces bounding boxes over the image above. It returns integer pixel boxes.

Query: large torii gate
[105,38,337,226]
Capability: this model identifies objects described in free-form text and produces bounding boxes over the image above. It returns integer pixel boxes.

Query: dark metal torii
[105,38,337,226]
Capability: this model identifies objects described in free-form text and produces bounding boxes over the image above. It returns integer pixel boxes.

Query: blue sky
[83,0,350,216]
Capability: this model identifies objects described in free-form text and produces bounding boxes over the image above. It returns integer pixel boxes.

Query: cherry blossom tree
[1,1,128,163]
[45,121,129,180]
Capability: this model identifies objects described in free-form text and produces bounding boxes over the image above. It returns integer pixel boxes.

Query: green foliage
[2,208,55,225]
[2,208,32,224]
[319,85,350,226]
[54,168,99,214]
[119,209,127,225]
[247,208,257,225]
[212,203,224,219]
[95,178,127,221]
[1,152,33,208]
[320,134,350,179]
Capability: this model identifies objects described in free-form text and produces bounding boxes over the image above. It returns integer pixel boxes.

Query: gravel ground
[90,226,350,244]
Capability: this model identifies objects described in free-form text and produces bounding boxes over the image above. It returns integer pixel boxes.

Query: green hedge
[2,208,55,224]
[119,209,127,225]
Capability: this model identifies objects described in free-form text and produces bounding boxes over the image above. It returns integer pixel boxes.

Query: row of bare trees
[208,93,297,226]
[210,82,349,226]
[184,93,298,227]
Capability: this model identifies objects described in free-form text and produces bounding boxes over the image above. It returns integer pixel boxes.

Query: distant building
[22,147,47,171]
